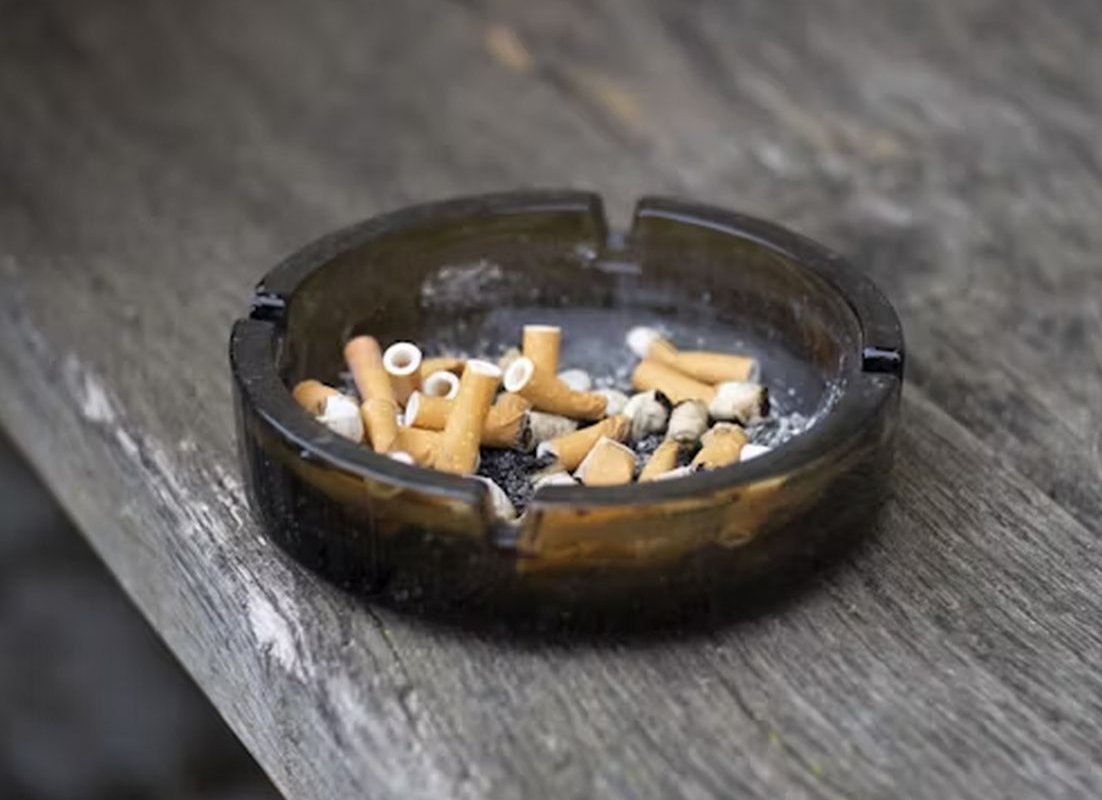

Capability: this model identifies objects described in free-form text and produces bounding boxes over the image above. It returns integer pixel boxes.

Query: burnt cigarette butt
[421,370,460,399]
[344,336,395,404]
[382,342,423,405]
[420,356,465,379]
[528,411,578,444]
[481,392,532,450]
[434,359,502,474]
[574,437,636,486]
[740,443,772,461]
[504,357,606,420]
[628,326,758,383]
[668,400,710,445]
[631,359,716,405]
[639,438,681,481]
[292,380,364,442]
[691,423,749,470]
[392,426,442,466]
[536,414,629,471]
[361,397,400,453]
[595,388,629,416]
[623,390,671,440]
[557,368,592,393]
[522,324,562,375]
[474,476,516,522]
[497,346,523,372]
[403,391,451,430]
[709,381,770,424]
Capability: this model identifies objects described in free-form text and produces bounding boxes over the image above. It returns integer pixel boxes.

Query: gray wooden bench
[2,1,1100,797]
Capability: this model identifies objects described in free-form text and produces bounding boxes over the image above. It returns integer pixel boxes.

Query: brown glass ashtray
[230,191,903,625]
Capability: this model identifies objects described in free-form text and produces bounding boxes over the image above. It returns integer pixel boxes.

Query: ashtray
[230,191,902,624]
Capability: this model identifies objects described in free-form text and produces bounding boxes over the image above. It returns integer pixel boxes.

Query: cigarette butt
[709,381,770,424]
[623,390,671,440]
[740,443,772,461]
[420,356,465,379]
[382,342,423,405]
[557,368,592,393]
[532,471,578,490]
[292,379,339,416]
[631,359,716,404]
[404,391,532,450]
[528,411,578,444]
[668,400,710,445]
[292,381,364,441]
[574,437,636,486]
[344,336,395,404]
[475,476,516,522]
[421,370,460,399]
[595,388,629,416]
[361,397,400,453]
[628,326,758,383]
[639,438,681,481]
[403,391,451,430]
[392,426,442,466]
[522,324,562,375]
[653,465,696,481]
[481,392,532,450]
[691,423,749,470]
[503,357,606,420]
[434,359,502,474]
[497,346,523,372]
[536,414,629,471]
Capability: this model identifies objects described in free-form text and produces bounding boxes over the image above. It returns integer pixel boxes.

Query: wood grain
[2,0,1100,797]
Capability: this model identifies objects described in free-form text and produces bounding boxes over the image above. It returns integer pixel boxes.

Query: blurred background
[0,432,279,799]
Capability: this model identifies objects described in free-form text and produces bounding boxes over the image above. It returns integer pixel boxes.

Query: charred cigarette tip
[710,381,769,423]
[595,388,629,416]
[475,476,516,521]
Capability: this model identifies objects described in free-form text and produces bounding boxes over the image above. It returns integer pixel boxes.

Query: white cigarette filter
[522,324,562,375]
[740,443,772,461]
[361,397,400,453]
[291,380,364,442]
[594,388,629,416]
[503,357,607,421]
[667,400,710,445]
[420,356,465,379]
[691,423,749,470]
[497,346,523,372]
[343,335,395,404]
[653,465,696,481]
[382,342,423,405]
[421,370,460,399]
[557,368,592,393]
[622,390,671,441]
[709,381,769,424]
[528,411,578,444]
[475,476,516,522]
[404,392,532,451]
[434,359,502,475]
[638,438,681,481]
[536,415,630,471]
[574,437,637,486]
[627,326,759,383]
[631,359,716,405]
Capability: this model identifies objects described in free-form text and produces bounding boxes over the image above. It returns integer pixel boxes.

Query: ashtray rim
[230,190,904,522]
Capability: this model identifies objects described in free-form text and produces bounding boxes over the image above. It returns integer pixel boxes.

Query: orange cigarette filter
[628,327,758,383]
[575,437,636,486]
[522,324,562,375]
[638,438,681,481]
[420,356,465,379]
[537,414,630,471]
[403,392,452,430]
[382,342,423,406]
[361,397,400,454]
[404,391,531,450]
[392,426,441,466]
[690,424,749,470]
[631,359,716,405]
[344,335,395,404]
[503,357,606,421]
[292,379,339,415]
[434,360,502,474]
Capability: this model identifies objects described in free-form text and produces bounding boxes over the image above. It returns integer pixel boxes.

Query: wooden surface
[2,0,1101,797]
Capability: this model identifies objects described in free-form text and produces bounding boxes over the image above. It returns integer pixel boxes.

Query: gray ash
[477,448,556,511]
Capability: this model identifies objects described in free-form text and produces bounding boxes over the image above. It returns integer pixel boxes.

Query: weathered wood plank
[1,0,1100,798]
